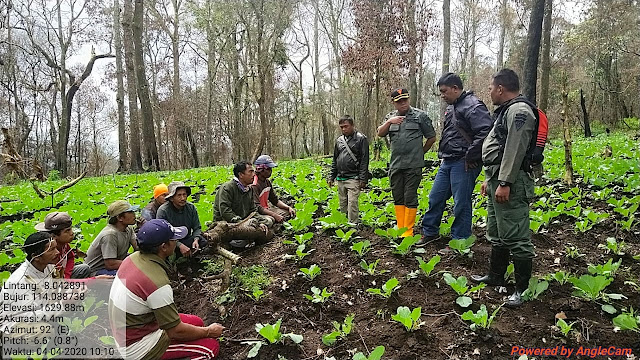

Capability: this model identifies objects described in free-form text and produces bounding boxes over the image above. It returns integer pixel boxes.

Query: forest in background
[0,0,639,179]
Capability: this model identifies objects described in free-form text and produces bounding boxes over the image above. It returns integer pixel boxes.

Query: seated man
[157,181,207,258]
[85,200,139,276]
[0,232,59,333]
[253,155,296,223]
[141,183,169,221]
[35,211,92,279]
[214,162,273,227]
[109,219,224,360]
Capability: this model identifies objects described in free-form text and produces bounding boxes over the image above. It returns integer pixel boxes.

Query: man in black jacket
[420,73,494,245]
[328,115,370,223]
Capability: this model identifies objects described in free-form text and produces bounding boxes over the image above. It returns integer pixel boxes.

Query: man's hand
[481,181,488,196]
[259,224,268,235]
[273,213,285,223]
[495,185,510,203]
[327,179,334,187]
[192,237,200,252]
[179,243,192,257]
[388,116,405,125]
[205,323,225,338]
[465,161,479,171]
[287,206,296,217]
[359,181,367,189]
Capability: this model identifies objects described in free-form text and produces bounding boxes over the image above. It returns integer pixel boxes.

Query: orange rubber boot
[402,207,417,237]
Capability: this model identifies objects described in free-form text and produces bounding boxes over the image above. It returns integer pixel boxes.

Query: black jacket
[438,91,494,163]
[330,131,370,181]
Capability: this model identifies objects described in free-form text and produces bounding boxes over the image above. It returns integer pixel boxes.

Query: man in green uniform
[377,88,436,237]
[471,69,536,308]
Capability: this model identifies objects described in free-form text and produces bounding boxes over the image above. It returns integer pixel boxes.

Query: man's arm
[358,136,370,182]
[101,236,123,270]
[464,103,494,163]
[104,259,123,270]
[377,114,404,137]
[423,136,436,153]
[419,112,437,153]
[217,185,241,222]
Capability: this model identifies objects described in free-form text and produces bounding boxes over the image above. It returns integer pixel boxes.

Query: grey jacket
[438,91,493,163]
[330,131,370,181]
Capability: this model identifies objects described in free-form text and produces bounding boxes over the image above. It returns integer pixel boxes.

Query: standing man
[157,181,207,258]
[109,219,223,360]
[141,183,169,221]
[420,73,493,245]
[85,200,139,276]
[35,211,92,279]
[328,115,370,224]
[377,88,436,237]
[253,155,296,223]
[471,69,536,308]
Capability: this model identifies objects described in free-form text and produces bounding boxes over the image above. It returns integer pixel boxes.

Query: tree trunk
[314,2,331,155]
[133,0,160,170]
[407,0,418,107]
[561,75,574,185]
[522,0,545,103]
[538,0,552,112]
[123,0,143,171]
[440,0,450,134]
[580,88,591,137]
[114,0,128,172]
[496,0,507,70]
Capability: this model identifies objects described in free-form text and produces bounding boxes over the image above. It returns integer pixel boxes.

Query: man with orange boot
[377,88,436,237]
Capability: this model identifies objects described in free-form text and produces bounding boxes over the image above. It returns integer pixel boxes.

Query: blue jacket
[438,91,493,163]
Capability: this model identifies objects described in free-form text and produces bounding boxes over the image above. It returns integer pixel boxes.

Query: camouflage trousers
[486,170,536,260]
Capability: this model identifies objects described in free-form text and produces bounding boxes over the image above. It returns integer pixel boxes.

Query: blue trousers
[421,158,481,239]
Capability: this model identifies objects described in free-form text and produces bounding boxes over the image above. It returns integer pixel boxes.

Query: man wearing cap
[377,88,436,237]
[420,73,493,246]
[109,219,224,360]
[141,183,169,221]
[253,155,296,223]
[35,211,92,279]
[328,115,370,223]
[85,200,140,276]
[157,181,207,258]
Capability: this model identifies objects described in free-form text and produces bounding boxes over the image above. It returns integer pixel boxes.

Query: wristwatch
[499,181,511,187]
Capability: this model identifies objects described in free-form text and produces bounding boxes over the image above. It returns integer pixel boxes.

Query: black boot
[505,258,533,308]
[471,247,510,286]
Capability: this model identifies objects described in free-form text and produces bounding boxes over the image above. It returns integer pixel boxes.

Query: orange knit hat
[153,183,169,199]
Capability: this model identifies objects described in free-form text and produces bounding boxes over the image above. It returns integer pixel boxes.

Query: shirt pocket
[404,122,422,141]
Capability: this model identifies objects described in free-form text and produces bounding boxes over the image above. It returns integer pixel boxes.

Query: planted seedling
[283,232,313,246]
[391,306,423,332]
[443,272,486,308]
[598,237,627,256]
[351,240,371,257]
[318,211,349,230]
[299,264,321,281]
[521,277,549,301]
[248,288,265,302]
[448,236,476,257]
[352,346,385,360]
[550,270,570,285]
[391,234,424,255]
[569,274,624,301]
[335,229,357,243]
[321,314,355,346]
[505,263,515,283]
[564,244,585,259]
[587,258,622,278]
[359,259,388,276]
[246,319,304,358]
[555,318,576,337]
[416,255,440,277]
[284,244,315,262]
[375,227,405,241]
[461,304,502,331]
[304,286,333,303]
[366,277,399,298]
[612,308,640,333]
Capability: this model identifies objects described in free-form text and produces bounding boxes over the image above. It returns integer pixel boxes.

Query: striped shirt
[108,252,180,360]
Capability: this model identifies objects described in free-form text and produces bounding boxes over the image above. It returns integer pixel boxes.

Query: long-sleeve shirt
[329,131,370,182]
[213,179,256,222]
[482,97,536,184]
[156,201,202,243]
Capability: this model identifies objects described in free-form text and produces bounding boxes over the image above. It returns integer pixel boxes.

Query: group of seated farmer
[0,154,294,359]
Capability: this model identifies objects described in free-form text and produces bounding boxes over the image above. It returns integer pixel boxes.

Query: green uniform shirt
[482,101,536,184]
[214,179,257,222]
[382,107,436,170]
